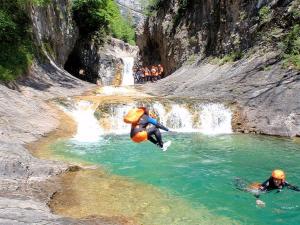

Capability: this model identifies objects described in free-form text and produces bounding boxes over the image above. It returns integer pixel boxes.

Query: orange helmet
[149,112,158,119]
[272,169,285,180]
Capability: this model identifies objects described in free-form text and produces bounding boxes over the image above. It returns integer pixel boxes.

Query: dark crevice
[64,41,98,84]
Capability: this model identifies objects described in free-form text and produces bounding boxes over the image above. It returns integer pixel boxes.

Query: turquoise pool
[51,133,300,224]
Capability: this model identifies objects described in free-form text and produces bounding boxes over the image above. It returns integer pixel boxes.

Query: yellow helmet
[272,169,285,180]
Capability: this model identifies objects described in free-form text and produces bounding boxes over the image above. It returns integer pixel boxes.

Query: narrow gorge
[0,0,300,224]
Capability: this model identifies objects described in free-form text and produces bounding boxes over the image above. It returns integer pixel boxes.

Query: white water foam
[105,104,134,135]
[165,104,194,132]
[97,86,139,96]
[199,104,232,135]
[95,102,232,135]
[69,101,103,143]
[121,57,135,86]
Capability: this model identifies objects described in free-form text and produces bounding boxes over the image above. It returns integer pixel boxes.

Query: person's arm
[255,179,270,207]
[285,182,300,192]
[255,189,266,207]
[147,116,169,131]
[259,179,270,192]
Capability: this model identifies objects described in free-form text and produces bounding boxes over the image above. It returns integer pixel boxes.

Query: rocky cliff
[65,37,138,84]
[139,0,300,137]
[30,0,78,67]
[116,0,145,25]
[137,0,298,75]
[143,50,300,137]
[0,0,128,224]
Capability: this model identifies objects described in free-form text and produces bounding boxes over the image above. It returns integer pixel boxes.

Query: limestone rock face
[116,0,145,25]
[137,0,294,75]
[65,38,139,84]
[30,0,79,67]
[143,50,300,137]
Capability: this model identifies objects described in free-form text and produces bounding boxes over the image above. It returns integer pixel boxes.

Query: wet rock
[144,50,300,137]
[137,0,296,76]
[30,0,78,67]
[65,38,138,84]
[0,58,99,224]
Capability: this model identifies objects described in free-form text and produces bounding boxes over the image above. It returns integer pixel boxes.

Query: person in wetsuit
[255,169,300,206]
[130,107,170,151]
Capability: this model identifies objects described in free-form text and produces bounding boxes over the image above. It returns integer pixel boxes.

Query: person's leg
[147,126,163,148]
[148,135,159,146]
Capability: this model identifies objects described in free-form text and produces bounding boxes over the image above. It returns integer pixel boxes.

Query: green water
[51,134,300,224]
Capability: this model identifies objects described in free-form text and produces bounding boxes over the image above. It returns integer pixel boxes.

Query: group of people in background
[133,64,164,84]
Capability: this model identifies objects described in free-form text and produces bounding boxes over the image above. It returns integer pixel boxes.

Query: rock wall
[137,0,295,75]
[65,38,139,85]
[116,0,145,25]
[30,0,78,67]
[143,49,300,137]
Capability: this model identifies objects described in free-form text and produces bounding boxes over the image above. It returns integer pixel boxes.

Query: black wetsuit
[260,177,300,192]
[130,114,169,148]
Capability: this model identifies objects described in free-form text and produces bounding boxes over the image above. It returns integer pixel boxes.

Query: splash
[99,104,134,135]
[69,101,103,143]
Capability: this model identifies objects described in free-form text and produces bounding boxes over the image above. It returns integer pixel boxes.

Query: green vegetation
[211,51,243,65]
[185,54,197,65]
[173,0,190,28]
[239,11,247,21]
[144,0,164,15]
[290,0,300,18]
[281,25,300,70]
[72,0,136,45]
[0,1,35,81]
[259,6,272,23]
[32,0,51,6]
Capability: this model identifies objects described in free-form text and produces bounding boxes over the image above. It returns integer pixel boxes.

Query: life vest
[154,66,159,76]
[131,130,148,143]
[248,182,261,190]
[158,65,164,75]
[151,67,156,76]
[124,108,145,124]
[145,68,150,76]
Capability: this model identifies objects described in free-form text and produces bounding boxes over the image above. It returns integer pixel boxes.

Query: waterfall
[121,57,135,86]
[67,101,103,143]
[99,104,134,135]
[95,102,232,135]
[165,105,194,132]
[200,104,232,135]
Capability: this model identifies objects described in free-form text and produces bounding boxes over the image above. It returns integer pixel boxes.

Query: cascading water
[65,101,103,143]
[165,105,194,132]
[99,104,134,135]
[121,57,135,86]
[95,102,232,135]
[200,104,232,135]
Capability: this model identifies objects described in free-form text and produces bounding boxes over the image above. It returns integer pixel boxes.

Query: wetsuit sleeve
[254,179,270,199]
[147,116,169,131]
[285,182,300,192]
[147,116,158,126]
[259,179,270,191]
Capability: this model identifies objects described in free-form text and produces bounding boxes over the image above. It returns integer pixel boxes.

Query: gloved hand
[256,199,266,207]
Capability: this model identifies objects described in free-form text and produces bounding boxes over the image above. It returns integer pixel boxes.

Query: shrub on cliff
[0,1,34,81]
[282,24,300,70]
[72,0,135,45]
[72,0,109,35]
